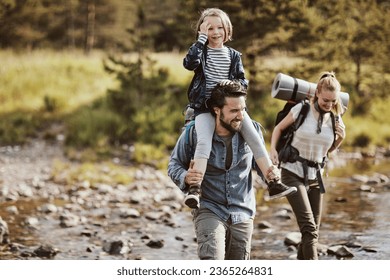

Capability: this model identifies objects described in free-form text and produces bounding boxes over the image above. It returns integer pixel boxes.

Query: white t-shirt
[281,102,342,180]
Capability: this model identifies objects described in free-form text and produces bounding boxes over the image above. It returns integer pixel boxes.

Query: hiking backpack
[275,99,311,154]
[184,120,196,159]
[275,99,336,166]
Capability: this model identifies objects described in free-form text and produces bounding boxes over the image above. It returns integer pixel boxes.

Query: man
[168,81,263,260]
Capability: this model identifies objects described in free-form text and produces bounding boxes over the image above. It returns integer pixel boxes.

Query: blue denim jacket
[168,122,263,224]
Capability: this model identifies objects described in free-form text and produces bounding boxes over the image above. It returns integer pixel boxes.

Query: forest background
[1,0,389,169]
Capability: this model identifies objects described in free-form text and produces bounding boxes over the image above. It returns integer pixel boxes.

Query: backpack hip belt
[295,155,326,194]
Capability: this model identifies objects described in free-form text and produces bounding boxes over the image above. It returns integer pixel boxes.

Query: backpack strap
[184,120,196,159]
[330,112,336,146]
[294,100,310,130]
[291,77,299,101]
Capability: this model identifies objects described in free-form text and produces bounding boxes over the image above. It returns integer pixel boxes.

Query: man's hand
[185,160,204,186]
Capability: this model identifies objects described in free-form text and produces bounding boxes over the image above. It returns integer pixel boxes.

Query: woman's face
[317,89,338,112]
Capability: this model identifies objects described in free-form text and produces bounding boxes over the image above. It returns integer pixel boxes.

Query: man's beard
[219,112,242,133]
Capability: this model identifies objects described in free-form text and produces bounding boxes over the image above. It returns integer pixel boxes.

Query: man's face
[215,96,246,133]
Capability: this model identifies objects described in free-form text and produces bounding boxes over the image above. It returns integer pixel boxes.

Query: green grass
[0,49,117,114]
[1,49,389,153]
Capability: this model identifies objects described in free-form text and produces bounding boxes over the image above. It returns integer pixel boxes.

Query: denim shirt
[168,122,262,224]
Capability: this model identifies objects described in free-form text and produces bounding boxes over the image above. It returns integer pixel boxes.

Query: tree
[300,0,390,115]
[103,3,178,145]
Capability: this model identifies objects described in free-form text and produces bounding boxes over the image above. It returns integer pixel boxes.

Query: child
[183,8,297,208]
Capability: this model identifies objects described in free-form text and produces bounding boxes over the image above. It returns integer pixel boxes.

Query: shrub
[352,133,371,148]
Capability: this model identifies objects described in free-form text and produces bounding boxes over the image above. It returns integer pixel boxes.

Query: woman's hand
[335,118,346,140]
[270,148,279,166]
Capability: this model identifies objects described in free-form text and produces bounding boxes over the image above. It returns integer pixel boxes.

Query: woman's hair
[314,71,344,115]
[195,8,233,42]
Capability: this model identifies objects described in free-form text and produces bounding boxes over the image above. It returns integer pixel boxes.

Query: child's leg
[193,112,215,177]
[184,113,215,208]
[240,111,274,181]
[240,111,297,199]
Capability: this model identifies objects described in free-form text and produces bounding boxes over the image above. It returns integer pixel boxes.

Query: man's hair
[208,81,247,116]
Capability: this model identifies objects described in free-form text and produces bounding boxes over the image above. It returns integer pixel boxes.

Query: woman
[270,71,346,259]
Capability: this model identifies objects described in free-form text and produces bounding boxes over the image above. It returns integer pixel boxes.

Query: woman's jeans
[192,208,253,260]
[282,168,323,260]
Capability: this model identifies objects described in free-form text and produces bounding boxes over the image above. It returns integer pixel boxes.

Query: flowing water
[251,156,390,260]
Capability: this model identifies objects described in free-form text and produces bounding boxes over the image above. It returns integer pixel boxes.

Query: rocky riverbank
[1,139,389,260]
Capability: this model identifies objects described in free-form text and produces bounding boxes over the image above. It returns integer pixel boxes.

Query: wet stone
[327,245,354,258]
[0,217,10,244]
[258,220,273,229]
[39,203,58,213]
[6,205,18,215]
[145,212,164,221]
[284,232,301,246]
[24,217,39,229]
[33,244,59,259]
[146,239,164,249]
[102,239,132,255]
[59,212,80,228]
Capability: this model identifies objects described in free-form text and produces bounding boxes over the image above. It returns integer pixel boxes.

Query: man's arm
[167,131,193,193]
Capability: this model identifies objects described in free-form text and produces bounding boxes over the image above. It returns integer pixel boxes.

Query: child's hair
[314,71,344,115]
[195,8,233,42]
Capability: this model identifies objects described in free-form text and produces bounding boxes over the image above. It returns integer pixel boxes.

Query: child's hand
[199,20,210,35]
[219,79,233,86]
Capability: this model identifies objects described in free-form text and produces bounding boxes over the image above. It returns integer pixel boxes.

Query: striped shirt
[197,34,231,96]
[205,47,231,95]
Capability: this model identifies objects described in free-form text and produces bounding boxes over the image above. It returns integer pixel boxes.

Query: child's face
[203,16,225,48]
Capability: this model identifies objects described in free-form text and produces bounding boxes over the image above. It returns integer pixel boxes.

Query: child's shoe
[267,179,297,199]
[184,185,201,209]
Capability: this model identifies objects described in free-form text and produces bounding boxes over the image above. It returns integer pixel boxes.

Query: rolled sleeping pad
[271,72,349,108]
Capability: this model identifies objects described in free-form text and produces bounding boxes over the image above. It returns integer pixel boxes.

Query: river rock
[0,217,10,244]
[327,245,354,258]
[284,232,301,246]
[360,184,375,192]
[59,211,81,228]
[39,203,58,213]
[24,217,40,229]
[6,205,18,215]
[102,239,132,255]
[146,239,164,249]
[17,182,34,197]
[258,220,273,229]
[34,244,59,258]
[118,208,140,218]
[351,174,369,183]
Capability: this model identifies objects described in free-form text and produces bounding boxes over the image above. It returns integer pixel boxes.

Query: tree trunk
[84,0,95,54]
[67,0,75,49]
